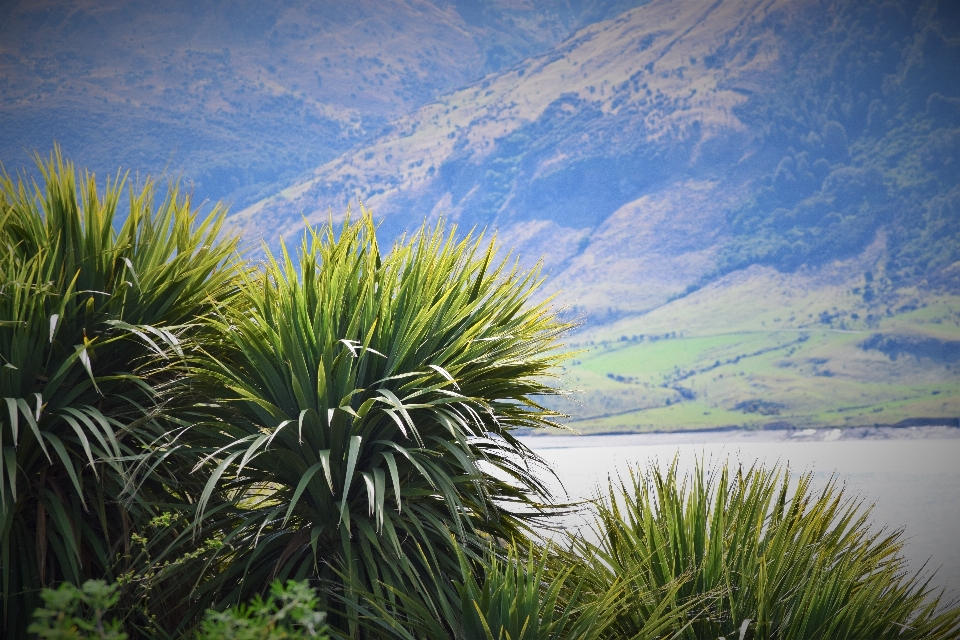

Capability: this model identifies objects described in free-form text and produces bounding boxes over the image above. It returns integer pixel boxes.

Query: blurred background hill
[3,0,959,432]
[1,0,649,209]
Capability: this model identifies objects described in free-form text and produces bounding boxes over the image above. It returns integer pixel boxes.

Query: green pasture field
[548,280,960,434]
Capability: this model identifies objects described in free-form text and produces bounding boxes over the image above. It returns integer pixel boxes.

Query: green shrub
[0,147,239,636]
[567,460,960,639]
[195,580,329,640]
[178,213,571,635]
[30,579,328,640]
[356,540,630,640]
[28,580,127,640]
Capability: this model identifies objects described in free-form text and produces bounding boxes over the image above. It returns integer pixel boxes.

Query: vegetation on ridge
[720,0,960,282]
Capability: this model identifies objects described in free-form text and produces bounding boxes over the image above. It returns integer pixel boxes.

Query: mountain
[231,0,786,287]
[232,0,960,318]
[226,0,960,431]
[0,0,647,209]
[4,0,959,431]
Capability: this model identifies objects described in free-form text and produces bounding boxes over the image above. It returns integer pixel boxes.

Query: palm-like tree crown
[184,213,571,634]
[0,149,239,636]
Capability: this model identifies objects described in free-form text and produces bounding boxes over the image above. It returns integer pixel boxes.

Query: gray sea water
[518,428,960,596]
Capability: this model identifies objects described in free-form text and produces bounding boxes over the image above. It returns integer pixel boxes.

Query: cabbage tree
[0,149,239,636]
[184,214,570,634]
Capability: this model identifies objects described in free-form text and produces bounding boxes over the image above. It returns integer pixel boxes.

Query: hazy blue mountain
[3,0,958,429]
[0,0,648,209]
[231,0,959,321]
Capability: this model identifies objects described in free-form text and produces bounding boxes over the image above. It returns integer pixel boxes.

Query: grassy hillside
[549,244,960,432]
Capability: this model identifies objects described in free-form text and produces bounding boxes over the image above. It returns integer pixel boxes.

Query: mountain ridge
[228,0,816,313]
[231,0,959,326]
[3,0,958,430]
[1,0,648,208]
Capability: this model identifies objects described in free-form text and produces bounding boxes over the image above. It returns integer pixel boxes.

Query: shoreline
[519,424,960,450]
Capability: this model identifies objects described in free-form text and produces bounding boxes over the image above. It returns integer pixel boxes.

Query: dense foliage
[173,215,570,634]
[4,155,960,638]
[0,148,239,636]
[721,0,960,283]
[566,460,960,639]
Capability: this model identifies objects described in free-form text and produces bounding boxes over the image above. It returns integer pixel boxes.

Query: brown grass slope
[0,0,644,208]
[231,0,815,308]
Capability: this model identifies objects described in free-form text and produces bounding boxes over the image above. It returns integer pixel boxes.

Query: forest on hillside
[721,0,960,287]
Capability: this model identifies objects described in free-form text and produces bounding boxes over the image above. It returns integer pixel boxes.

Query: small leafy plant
[195,580,330,640]
[28,580,127,640]
[30,579,329,640]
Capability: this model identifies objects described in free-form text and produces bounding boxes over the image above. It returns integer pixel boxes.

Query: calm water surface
[519,431,960,594]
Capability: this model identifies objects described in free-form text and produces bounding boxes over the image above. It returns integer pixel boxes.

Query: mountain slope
[232,0,791,264]
[0,0,646,208]
[234,0,960,322]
